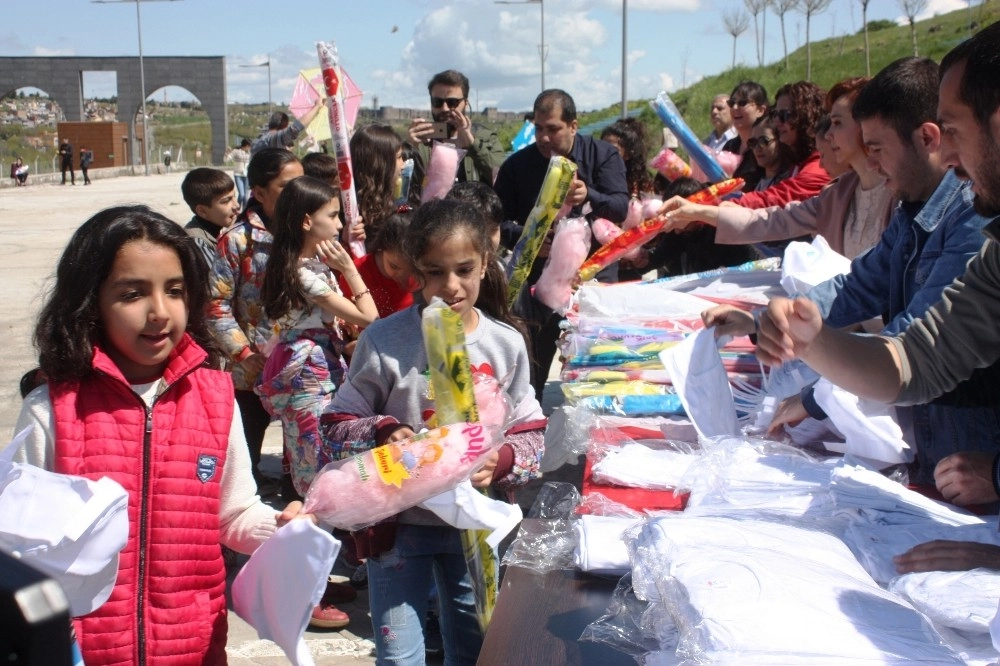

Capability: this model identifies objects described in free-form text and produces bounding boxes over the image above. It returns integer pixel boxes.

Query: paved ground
[0,172,575,664]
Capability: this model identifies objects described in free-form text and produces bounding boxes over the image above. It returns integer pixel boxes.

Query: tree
[771,0,799,70]
[745,0,768,66]
[798,0,833,80]
[898,0,929,56]
[723,6,752,69]
[858,0,871,76]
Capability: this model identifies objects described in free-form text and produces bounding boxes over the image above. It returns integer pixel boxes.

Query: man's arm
[756,296,905,403]
[466,130,506,182]
[584,148,630,223]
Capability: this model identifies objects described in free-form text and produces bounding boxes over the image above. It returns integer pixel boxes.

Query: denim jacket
[806,169,1000,483]
[809,169,989,334]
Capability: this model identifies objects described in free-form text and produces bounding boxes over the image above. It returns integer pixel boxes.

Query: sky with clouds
[1,0,974,113]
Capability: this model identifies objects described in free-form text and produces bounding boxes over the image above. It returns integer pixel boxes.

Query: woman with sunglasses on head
[659,77,893,261]
[720,81,770,190]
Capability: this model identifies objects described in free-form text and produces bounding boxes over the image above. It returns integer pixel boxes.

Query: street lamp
[621,0,628,119]
[496,0,545,92]
[94,0,181,176]
[240,56,272,114]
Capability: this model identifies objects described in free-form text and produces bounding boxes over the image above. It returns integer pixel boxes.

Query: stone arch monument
[0,56,228,165]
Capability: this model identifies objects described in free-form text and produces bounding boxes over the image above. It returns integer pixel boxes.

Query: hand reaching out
[934,451,1000,506]
[756,297,824,366]
[894,540,1000,574]
[767,395,809,435]
[701,305,755,338]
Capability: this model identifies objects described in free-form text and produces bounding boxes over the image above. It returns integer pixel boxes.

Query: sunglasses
[775,109,796,123]
[747,136,776,150]
[727,98,752,108]
[431,96,465,109]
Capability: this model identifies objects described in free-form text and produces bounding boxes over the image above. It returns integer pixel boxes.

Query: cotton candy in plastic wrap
[316,41,365,257]
[641,198,663,220]
[650,92,726,183]
[303,422,504,530]
[533,216,591,314]
[623,197,643,230]
[690,148,740,181]
[420,142,466,203]
[648,146,691,181]
[505,155,577,307]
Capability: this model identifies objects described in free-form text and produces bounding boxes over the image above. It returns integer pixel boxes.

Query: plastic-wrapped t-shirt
[631,514,962,664]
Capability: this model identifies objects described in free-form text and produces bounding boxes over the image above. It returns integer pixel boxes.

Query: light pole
[621,0,628,119]
[240,56,272,114]
[496,0,545,92]
[94,0,181,176]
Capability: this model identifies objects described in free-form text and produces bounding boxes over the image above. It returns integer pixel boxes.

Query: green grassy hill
[628,4,999,148]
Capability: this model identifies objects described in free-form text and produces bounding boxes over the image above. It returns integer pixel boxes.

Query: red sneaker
[309,602,350,629]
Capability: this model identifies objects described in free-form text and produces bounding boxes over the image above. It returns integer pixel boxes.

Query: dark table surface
[478,520,636,666]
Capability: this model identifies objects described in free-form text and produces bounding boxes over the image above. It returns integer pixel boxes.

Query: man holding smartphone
[407,69,506,198]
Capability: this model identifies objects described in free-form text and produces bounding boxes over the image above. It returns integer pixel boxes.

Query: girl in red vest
[14,205,307,666]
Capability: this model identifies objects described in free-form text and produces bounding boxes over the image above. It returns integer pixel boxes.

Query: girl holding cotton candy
[318,198,546,663]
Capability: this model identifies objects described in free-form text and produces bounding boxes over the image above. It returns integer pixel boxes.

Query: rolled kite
[577,180,744,282]
[316,41,366,257]
[651,91,726,183]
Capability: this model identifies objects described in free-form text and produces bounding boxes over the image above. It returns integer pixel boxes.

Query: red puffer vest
[50,335,233,666]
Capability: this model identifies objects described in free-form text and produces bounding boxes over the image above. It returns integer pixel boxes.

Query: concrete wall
[0,56,228,165]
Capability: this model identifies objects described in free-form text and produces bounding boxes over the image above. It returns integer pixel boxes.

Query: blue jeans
[367,524,483,665]
[234,175,249,209]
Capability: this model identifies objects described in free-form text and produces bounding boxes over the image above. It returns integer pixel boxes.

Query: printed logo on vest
[197,454,219,483]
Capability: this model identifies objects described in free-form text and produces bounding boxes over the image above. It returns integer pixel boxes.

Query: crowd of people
[9,19,1000,663]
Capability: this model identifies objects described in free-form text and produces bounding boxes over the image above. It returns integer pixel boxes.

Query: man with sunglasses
[407,69,505,195]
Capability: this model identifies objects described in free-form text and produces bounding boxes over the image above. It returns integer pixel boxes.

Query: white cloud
[593,0,703,11]
[896,0,967,24]
[33,46,75,56]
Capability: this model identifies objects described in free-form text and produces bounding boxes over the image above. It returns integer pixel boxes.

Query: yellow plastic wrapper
[422,299,479,425]
[421,298,496,632]
[505,156,578,308]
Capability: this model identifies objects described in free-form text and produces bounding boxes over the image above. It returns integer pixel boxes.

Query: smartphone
[429,121,450,140]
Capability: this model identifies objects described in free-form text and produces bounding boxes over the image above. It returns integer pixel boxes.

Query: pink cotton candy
[534,217,592,313]
[472,372,513,433]
[641,198,663,220]
[303,422,503,530]
[591,218,622,246]
[623,198,643,230]
[691,148,741,181]
[421,142,466,203]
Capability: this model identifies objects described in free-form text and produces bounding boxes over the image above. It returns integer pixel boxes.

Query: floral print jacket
[207,204,275,391]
